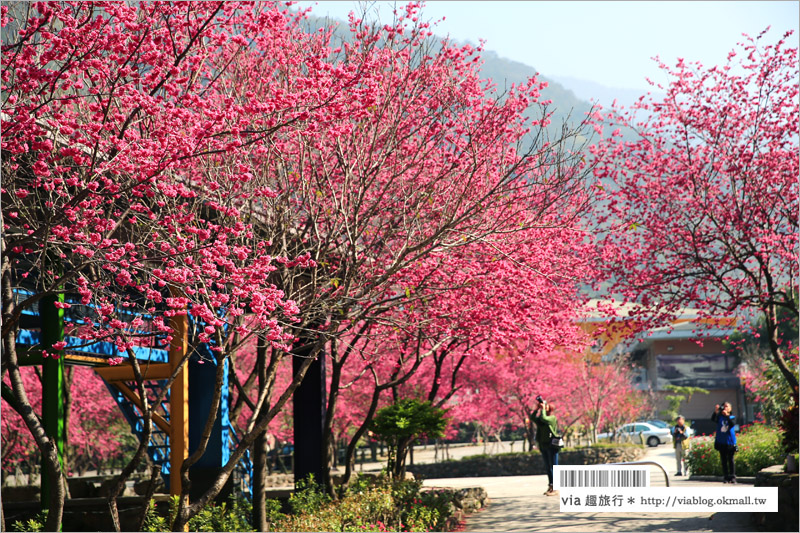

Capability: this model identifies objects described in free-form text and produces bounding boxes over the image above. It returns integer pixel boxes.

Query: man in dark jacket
[672,416,689,476]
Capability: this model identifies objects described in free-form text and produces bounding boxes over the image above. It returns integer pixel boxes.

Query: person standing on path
[711,402,737,483]
[672,416,689,476]
[533,397,560,496]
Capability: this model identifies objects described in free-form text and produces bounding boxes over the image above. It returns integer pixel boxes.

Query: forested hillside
[301,13,597,136]
[477,49,595,133]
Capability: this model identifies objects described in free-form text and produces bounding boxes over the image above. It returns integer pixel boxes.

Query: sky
[296,1,800,91]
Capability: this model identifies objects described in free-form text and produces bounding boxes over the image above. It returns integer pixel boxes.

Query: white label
[554,465,650,489]
[558,487,778,513]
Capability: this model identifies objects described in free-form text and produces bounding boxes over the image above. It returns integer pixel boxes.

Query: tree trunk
[2,273,65,532]
[135,465,162,532]
[342,387,382,486]
[526,417,535,452]
[173,350,228,532]
[394,437,413,479]
[321,356,343,497]
[63,366,73,476]
[3,364,65,532]
[107,390,153,531]
[252,337,269,532]
[764,303,799,391]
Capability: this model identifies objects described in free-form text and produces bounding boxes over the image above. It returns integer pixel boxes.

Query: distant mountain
[475,50,596,129]
[472,51,656,144]
[298,13,659,144]
[549,76,664,111]
[299,14,597,138]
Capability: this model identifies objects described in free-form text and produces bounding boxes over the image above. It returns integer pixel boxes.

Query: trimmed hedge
[686,423,785,477]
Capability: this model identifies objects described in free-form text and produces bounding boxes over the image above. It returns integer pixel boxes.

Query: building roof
[642,320,737,341]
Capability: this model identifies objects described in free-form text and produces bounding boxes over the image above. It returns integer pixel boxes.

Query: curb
[687,475,756,484]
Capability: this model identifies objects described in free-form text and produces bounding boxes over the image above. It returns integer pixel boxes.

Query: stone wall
[422,486,488,530]
[752,465,799,532]
[263,473,294,487]
[407,447,646,479]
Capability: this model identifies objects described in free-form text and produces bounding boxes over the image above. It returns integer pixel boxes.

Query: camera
[536,395,544,403]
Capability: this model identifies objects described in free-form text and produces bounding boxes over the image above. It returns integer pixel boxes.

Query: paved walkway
[421,446,754,532]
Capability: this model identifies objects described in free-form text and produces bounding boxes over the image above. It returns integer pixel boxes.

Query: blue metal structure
[13,289,253,499]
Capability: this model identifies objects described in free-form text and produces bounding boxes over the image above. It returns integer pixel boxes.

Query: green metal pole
[40,293,66,511]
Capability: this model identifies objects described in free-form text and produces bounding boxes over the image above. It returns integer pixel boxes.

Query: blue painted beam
[16,329,169,363]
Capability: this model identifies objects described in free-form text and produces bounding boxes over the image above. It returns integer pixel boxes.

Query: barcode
[559,468,648,487]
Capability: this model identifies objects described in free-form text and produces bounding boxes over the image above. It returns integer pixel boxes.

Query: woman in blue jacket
[711,401,737,483]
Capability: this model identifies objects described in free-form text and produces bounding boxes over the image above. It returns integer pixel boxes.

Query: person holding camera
[711,401,737,483]
[672,416,689,476]
[533,395,560,496]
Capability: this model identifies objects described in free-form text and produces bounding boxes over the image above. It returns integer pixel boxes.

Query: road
[420,444,755,532]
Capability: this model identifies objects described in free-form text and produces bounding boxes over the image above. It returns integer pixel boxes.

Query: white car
[645,419,696,438]
[598,422,674,447]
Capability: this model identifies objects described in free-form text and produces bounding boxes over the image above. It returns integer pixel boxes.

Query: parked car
[598,422,673,447]
[644,419,696,437]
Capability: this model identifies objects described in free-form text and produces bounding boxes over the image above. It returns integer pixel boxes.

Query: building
[580,300,747,435]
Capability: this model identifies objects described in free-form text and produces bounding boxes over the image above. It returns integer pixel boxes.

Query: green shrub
[267,474,454,532]
[392,480,453,532]
[686,438,720,475]
[11,510,47,532]
[140,475,454,532]
[787,453,799,472]
[264,498,285,526]
[371,399,448,479]
[406,488,456,532]
[142,502,169,533]
[288,475,330,515]
[142,496,252,532]
[187,497,252,532]
[270,483,394,532]
[779,391,798,453]
[686,423,785,477]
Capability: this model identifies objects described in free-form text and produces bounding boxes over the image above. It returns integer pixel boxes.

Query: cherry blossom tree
[2,367,43,480]
[733,304,799,424]
[226,0,595,499]
[1,2,317,529]
[2,367,131,479]
[3,1,596,529]
[462,349,584,451]
[571,358,645,443]
[590,29,799,391]
[325,217,595,486]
